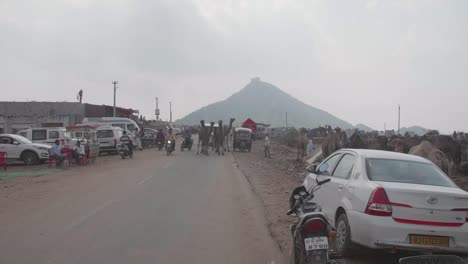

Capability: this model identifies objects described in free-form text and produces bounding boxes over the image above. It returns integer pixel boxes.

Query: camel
[388,137,405,153]
[367,136,388,150]
[196,120,214,155]
[197,120,209,155]
[197,120,206,155]
[224,118,236,152]
[345,132,367,149]
[409,140,449,174]
[427,135,461,170]
[297,128,308,162]
[321,130,341,159]
[215,120,224,155]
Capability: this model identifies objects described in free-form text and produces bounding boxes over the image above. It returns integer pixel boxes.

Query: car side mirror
[306,164,318,173]
[13,141,20,145]
[317,163,329,175]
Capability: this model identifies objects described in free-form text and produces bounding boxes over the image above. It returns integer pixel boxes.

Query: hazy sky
[2,0,467,132]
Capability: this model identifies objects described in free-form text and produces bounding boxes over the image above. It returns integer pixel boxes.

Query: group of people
[50,139,87,166]
[49,127,194,165]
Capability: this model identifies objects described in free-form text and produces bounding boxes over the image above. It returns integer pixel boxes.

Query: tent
[241,118,257,133]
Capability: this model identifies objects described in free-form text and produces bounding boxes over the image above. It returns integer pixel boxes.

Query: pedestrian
[134,128,143,150]
[51,140,65,166]
[264,134,271,158]
[72,141,86,164]
[307,138,314,155]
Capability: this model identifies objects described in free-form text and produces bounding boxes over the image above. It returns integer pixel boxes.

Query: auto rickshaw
[233,127,252,152]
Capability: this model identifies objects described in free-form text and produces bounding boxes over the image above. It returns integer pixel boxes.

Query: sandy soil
[233,140,468,264]
[232,141,311,254]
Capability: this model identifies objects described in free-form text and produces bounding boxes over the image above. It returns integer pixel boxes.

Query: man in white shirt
[264,134,271,158]
[73,141,86,164]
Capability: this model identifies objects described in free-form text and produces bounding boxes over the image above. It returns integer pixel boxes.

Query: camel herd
[315,127,468,175]
[197,118,236,156]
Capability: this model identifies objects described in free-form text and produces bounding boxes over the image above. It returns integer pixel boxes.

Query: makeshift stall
[66,125,101,163]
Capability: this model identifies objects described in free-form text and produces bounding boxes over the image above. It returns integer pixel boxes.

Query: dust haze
[2,0,467,132]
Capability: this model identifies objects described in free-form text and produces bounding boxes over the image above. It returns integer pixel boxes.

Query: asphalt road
[0,146,284,264]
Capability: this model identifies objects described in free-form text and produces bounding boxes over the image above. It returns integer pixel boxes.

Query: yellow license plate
[409,235,449,247]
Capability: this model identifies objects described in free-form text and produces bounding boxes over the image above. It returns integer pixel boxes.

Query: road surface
[0,147,284,264]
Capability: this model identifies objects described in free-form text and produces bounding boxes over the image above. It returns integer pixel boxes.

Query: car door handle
[338,184,344,191]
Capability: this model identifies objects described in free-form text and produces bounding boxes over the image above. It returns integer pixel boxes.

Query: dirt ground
[233,140,468,263]
[0,152,126,208]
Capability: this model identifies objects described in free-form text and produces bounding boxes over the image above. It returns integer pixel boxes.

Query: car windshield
[366,158,456,188]
[10,134,32,144]
[97,130,114,138]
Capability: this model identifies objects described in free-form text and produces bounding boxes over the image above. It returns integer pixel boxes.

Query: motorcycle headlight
[168,141,171,143]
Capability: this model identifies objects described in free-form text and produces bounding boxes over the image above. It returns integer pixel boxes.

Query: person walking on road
[264,134,271,158]
[51,140,65,166]
[307,138,314,156]
[134,128,143,150]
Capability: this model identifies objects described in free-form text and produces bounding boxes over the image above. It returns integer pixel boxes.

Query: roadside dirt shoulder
[232,141,306,254]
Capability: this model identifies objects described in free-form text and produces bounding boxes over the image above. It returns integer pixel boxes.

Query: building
[0,102,139,134]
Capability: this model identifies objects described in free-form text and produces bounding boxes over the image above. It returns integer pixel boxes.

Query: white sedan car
[0,134,51,165]
[304,149,468,256]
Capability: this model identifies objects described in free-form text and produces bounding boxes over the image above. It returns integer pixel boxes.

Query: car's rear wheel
[336,213,353,257]
[22,151,39,165]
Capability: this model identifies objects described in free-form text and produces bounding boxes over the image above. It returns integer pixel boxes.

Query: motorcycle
[166,140,174,156]
[287,163,342,264]
[118,143,133,159]
[156,140,164,151]
[180,137,193,151]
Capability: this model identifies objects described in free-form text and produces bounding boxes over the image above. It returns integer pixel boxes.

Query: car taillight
[365,187,393,216]
[302,219,327,234]
[451,209,468,222]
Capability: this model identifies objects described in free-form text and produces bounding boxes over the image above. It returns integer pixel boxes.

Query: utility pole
[285,112,288,128]
[112,81,118,117]
[155,97,160,123]
[170,101,173,124]
[398,104,401,136]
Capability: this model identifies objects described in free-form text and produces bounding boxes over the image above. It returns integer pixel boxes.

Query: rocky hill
[176,78,353,128]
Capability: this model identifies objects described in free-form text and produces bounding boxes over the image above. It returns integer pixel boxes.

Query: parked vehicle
[180,137,193,151]
[142,128,158,148]
[96,126,124,155]
[82,117,140,141]
[17,127,70,146]
[233,128,252,152]
[398,254,464,264]
[166,139,174,156]
[118,143,133,159]
[304,149,468,256]
[0,134,50,165]
[287,163,342,264]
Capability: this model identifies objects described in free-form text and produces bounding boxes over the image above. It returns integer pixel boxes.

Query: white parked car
[0,134,51,165]
[304,149,468,256]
